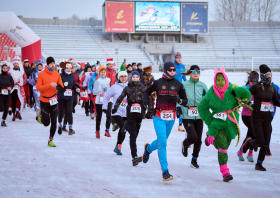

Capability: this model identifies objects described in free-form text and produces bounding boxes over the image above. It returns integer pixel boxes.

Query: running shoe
[181,141,188,157]
[69,129,75,135]
[105,130,111,137]
[12,115,16,121]
[96,131,100,139]
[223,174,233,182]
[1,121,7,127]
[266,148,272,156]
[142,143,150,163]
[58,127,62,135]
[112,123,119,132]
[16,112,22,120]
[8,110,12,116]
[163,170,174,182]
[132,156,142,166]
[255,163,266,171]
[237,151,244,161]
[38,111,43,124]
[114,144,122,155]
[190,159,199,169]
[247,156,254,162]
[62,126,68,133]
[48,141,56,147]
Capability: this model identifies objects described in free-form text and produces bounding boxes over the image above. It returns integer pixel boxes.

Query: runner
[198,67,252,182]
[103,65,128,155]
[181,65,208,168]
[88,67,98,120]
[141,62,188,181]
[92,65,111,138]
[23,58,32,107]
[79,64,91,116]
[126,64,133,83]
[0,64,14,127]
[237,71,259,162]
[112,70,145,166]
[174,52,187,132]
[241,64,280,171]
[36,57,64,147]
[71,66,80,113]
[57,62,79,135]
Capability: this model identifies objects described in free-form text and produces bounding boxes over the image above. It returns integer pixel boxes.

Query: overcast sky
[0,0,216,20]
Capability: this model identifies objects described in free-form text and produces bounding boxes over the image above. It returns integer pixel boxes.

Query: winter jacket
[271,82,280,117]
[106,68,116,86]
[83,71,96,94]
[114,81,145,118]
[127,70,132,83]
[24,66,32,81]
[181,78,208,120]
[37,66,63,103]
[88,73,98,92]
[0,72,14,95]
[241,84,254,117]
[103,81,128,117]
[174,61,186,82]
[144,76,188,118]
[73,72,80,86]
[92,75,110,104]
[57,71,76,100]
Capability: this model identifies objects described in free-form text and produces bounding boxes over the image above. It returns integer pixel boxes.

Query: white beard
[11,70,21,83]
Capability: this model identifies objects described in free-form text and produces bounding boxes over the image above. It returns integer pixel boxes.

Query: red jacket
[106,68,116,87]
[73,72,80,86]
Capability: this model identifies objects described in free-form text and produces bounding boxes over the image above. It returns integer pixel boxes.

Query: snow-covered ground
[1,71,280,198]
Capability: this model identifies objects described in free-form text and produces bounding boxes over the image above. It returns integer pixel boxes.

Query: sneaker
[190,159,199,169]
[142,143,150,163]
[241,137,251,154]
[247,156,254,162]
[96,131,100,139]
[181,141,188,157]
[36,116,38,121]
[58,127,62,135]
[91,114,94,120]
[132,156,142,166]
[178,125,185,132]
[114,144,122,155]
[48,141,56,147]
[162,170,174,182]
[12,115,16,121]
[223,173,233,182]
[69,129,75,135]
[16,112,22,120]
[112,123,119,132]
[266,148,272,157]
[62,126,68,133]
[86,112,89,116]
[8,110,12,116]
[105,130,111,137]
[1,121,7,127]
[38,111,43,124]
[255,163,266,171]
[237,152,244,161]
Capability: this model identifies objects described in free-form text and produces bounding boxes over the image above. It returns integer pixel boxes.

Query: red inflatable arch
[0,11,41,63]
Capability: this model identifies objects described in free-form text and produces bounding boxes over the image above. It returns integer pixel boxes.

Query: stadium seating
[0,33,17,61]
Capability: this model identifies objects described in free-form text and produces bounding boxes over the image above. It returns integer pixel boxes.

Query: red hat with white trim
[106,58,114,65]
[24,58,29,63]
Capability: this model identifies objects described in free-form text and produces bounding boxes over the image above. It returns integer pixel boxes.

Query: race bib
[130,103,141,113]
[99,94,104,103]
[64,89,72,96]
[1,89,8,95]
[160,110,175,121]
[80,92,88,98]
[14,86,19,90]
[188,107,199,117]
[49,96,58,106]
[213,112,227,121]
[261,102,273,112]
[120,101,128,109]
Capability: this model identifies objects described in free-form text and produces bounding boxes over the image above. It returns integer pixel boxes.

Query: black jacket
[0,72,14,95]
[24,67,33,79]
[57,71,76,100]
[114,81,145,118]
[144,76,188,117]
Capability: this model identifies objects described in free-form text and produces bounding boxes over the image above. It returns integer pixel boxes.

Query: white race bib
[130,103,141,113]
[188,107,199,117]
[1,89,8,95]
[64,89,72,96]
[120,101,128,109]
[261,102,273,112]
[80,92,88,98]
[160,110,175,121]
[49,96,58,106]
[213,112,227,121]
[99,94,104,103]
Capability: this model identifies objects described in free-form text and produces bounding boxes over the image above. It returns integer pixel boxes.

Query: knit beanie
[127,64,132,69]
[46,57,55,65]
[131,71,140,78]
[175,52,182,59]
[137,63,142,67]
[98,65,106,74]
[190,65,200,71]
[259,64,271,74]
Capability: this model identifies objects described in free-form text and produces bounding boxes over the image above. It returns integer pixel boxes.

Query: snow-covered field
[1,71,280,198]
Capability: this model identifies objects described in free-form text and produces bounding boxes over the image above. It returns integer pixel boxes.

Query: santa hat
[69,58,75,63]
[13,60,20,65]
[24,58,29,63]
[13,56,21,61]
[106,58,114,65]
[113,64,117,69]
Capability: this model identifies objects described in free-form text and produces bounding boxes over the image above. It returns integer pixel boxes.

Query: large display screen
[181,3,208,34]
[105,1,134,33]
[135,2,180,32]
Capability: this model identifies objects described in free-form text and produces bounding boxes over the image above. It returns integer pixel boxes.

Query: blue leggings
[147,116,175,173]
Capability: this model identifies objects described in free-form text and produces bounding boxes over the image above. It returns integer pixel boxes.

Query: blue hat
[131,71,140,78]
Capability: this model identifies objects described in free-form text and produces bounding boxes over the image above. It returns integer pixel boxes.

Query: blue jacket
[174,61,186,82]
[57,71,76,100]
[88,73,98,93]
[271,82,280,117]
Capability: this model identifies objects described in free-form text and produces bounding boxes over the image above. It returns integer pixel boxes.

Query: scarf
[213,67,229,100]
[162,73,173,79]
[47,66,54,72]
[260,73,271,85]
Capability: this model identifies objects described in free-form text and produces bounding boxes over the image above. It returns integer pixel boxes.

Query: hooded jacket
[92,75,110,104]
[102,81,128,117]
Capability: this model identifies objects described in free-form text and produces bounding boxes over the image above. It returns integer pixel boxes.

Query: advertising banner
[105,1,134,33]
[135,2,180,32]
[181,3,208,34]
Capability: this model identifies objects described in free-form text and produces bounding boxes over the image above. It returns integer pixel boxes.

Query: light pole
[232,48,235,72]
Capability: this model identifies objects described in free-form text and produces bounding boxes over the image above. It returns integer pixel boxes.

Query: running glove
[112,108,118,114]
[57,84,65,92]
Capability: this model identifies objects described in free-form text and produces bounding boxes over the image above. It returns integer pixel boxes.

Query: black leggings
[242,115,254,150]
[182,119,204,158]
[29,84,34,105]
[73,93,78,108]
[125,116,142,158]
[112,116,127,145]
[58,99,73,125]
[11,91,19,114]
[85,101,90,114]
[40,101,58,138]
[95,103,112,131]
[0,95,11,120]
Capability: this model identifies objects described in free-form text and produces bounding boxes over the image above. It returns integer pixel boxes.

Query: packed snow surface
[1,71,280,197]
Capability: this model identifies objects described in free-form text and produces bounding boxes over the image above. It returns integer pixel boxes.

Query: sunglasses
[191,70,200,74]
[167,68,176,72]
[264,73,272,78]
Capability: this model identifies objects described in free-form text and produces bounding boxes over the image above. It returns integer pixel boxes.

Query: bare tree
[71,14,79,20]
[253,0,279,21]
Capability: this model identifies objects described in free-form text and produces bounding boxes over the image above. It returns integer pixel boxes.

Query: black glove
[102,109,107,114]
[112,108,118,114]
[82,86,87,91]
[171,97,182,104]
[75,84,81,89]
[57,84,65,93]
[176,107,182,118]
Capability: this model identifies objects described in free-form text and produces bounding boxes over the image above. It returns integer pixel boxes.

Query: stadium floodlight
[251,57,280,71]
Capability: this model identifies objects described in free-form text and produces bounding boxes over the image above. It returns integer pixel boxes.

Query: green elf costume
[198,67,251,182]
